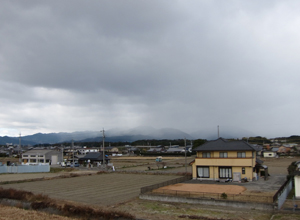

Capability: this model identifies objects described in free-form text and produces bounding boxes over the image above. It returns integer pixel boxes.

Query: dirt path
[0,170,98,183]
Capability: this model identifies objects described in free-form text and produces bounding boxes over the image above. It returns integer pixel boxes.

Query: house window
[197,166,209,178]
[219,167,232,179]
[30,155,36,157]
[242,167,245,174]
[202,152,211,158]
[30,159,36,163]
[219,152,228,158]
[23,155,28,157]
[237,152,246,158]
[39,159,44,163]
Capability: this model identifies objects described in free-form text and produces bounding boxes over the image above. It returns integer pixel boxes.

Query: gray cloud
[1,0,300,138]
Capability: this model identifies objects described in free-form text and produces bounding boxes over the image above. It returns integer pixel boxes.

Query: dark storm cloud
[1,0,300,137]
[0,1,184,95]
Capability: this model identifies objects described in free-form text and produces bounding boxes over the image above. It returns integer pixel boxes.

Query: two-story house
[22,149,63,165]
[192,138,258,181]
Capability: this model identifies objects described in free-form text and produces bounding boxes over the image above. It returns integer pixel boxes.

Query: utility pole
[19,133,21,163]
[72,139,74,166]
[184,137,187,174]
[101,129,105,168]
[218,125,219,138]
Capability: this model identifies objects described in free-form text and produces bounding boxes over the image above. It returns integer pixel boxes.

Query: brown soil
[262,156,298,175]
[155,183,246,194]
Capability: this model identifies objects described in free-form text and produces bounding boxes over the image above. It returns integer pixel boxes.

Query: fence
[151,189,273,204]
[0,165,50,173]
[274,178,293,210]
[140,175,192,194]
[273,178,291,202]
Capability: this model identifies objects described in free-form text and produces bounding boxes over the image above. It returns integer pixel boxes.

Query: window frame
[237,152,246,158]
[219,152,228,158]
[219,167,232,179]
[202,152,211,158]
[197,166,210,178]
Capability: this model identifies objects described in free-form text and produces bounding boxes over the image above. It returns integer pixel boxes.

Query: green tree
[287,161,298,180]
[288,161,297,174]
[192,139,207,150]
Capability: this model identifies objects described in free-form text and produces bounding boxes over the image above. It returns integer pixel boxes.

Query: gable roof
[193,138,257,152]
[79,152,107,161]
[23,149,56,155]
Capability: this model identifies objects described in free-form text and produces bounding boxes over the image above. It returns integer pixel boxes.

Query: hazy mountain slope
[0,136,36,145]
[0,126,260,145]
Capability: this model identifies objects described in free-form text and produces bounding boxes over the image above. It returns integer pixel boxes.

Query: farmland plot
[1,173,178,206]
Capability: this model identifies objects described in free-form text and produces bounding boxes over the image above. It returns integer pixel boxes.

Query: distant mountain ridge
[0,126,264,145]
[0,127,193,145]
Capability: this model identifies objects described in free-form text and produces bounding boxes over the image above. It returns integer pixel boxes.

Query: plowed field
[1,173,178,206]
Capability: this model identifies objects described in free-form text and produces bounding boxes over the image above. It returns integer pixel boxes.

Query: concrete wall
[0,165,50,173]
[277,178,293,210]
[295,176,300,199]
[46,151,63,164]
[140,194,275,211]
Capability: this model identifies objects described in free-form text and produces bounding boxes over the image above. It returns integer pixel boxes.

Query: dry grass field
[0,205,74,220]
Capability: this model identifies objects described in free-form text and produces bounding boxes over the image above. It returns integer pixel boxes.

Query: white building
[78,148,99,154]
[22,149,63,165]
[263,151,277,158]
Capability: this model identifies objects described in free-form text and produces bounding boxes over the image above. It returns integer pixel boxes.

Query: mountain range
[0,126,257,145]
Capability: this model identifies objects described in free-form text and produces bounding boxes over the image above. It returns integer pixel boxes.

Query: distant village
[1,136,300,166]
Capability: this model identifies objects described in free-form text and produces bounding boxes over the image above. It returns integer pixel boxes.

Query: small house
[78,152,110,165]
[263,151,277,158]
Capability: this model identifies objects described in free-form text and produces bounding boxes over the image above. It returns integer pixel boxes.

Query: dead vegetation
[0,205,74,220]
[0,187,135,220]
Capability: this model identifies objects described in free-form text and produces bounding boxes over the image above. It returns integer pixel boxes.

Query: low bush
[50,167,76,173]
[60,203,134,219]
[97,171,108,174]
[0,187,34,201]
[31,201,52,210]
[221,192,227,199]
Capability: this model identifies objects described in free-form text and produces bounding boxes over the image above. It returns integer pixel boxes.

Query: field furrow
[1,173,179,206]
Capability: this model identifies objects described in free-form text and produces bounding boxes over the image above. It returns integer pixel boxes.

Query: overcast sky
[1,1,300,138]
